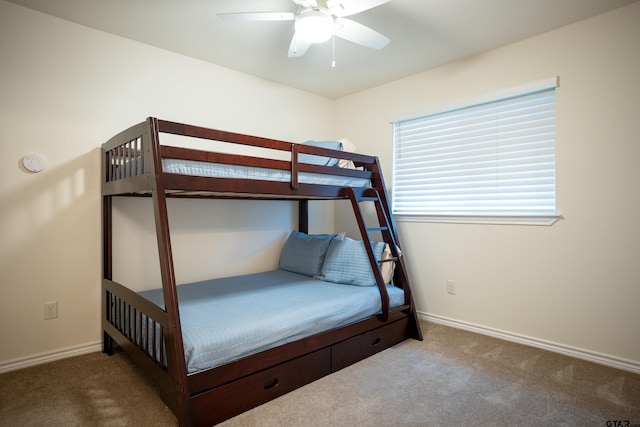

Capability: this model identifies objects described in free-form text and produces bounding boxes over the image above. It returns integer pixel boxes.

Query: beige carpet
[1,322,639,426]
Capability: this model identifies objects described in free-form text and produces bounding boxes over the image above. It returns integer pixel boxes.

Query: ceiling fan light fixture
[295,10,334,43]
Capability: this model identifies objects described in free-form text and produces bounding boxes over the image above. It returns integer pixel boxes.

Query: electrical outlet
[447,280,456,295]
[44,301,58,320]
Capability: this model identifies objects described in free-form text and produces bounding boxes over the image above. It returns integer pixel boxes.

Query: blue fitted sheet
[162,158,371,188]
[139,269,405,374]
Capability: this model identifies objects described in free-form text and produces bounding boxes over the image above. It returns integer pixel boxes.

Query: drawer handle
[372,337,381,346]
[263,378,279,390]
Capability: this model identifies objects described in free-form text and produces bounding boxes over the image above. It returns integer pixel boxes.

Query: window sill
[395,214,562,226]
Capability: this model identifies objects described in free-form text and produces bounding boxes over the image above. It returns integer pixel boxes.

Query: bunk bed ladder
[341,187,401,322]
[343,186,422,339]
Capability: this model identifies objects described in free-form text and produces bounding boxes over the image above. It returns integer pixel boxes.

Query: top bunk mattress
[139,269,405,374]
[162,158,372,188]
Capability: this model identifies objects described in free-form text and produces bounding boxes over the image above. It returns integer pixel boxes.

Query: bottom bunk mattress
[139,269,405,374]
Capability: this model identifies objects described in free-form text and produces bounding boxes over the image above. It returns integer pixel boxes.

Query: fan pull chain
[331,33,336,68]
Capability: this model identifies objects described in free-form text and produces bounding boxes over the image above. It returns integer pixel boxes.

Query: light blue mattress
[162,158,371,188]
[139,269,405,374]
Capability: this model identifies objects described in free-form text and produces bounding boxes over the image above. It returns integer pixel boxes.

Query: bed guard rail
[102,118,380,196]
[103,278,170,373]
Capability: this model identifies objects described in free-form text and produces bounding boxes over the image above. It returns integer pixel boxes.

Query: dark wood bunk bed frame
[102,117,423,426]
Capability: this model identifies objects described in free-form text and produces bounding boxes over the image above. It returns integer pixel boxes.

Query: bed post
[146,118,193,426]
[298,200,309,234]
[102,155,114,355]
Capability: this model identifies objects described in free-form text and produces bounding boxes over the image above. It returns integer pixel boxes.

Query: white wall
[0,1,335,367]
[334,2,640,369]
[2,0,639,373]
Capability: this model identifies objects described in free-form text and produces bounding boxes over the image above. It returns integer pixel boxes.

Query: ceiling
[8,0,637,98]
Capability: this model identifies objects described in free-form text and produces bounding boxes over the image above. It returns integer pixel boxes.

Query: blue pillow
[316,238,385,286]
[298,140,343,166]
[278,230,337,277]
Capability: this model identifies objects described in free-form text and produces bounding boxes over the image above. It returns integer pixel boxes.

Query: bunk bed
[102,117,423,426]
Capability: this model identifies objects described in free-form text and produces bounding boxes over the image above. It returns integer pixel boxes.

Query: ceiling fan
[218,0,390,58]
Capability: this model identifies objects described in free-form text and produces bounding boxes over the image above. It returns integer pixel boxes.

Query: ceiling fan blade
[326,0,389,17]
[217,12,295,22]
[292,0,318,7]
[333,17,390,49]
[288,34,312,57]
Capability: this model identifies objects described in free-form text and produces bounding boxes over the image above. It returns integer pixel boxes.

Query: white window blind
[392,78,558,223]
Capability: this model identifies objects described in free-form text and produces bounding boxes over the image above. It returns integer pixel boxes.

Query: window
[392,77,559,225]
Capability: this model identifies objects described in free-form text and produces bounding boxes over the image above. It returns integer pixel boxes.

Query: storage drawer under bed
[191,347,331,426]
[189,317,410,425]
[331,317,411,372]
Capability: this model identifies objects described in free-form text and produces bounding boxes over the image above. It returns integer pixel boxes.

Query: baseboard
[3,317,638,376]
[419,312,640,375]
[0,341,103,374]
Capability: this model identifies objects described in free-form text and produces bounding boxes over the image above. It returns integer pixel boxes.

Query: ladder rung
[358,196,379,202]
[378,257,399,263]
[367,226,388,232]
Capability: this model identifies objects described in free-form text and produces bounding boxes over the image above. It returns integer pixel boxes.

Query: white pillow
[337,138,357,169]
[380,244,396,284]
